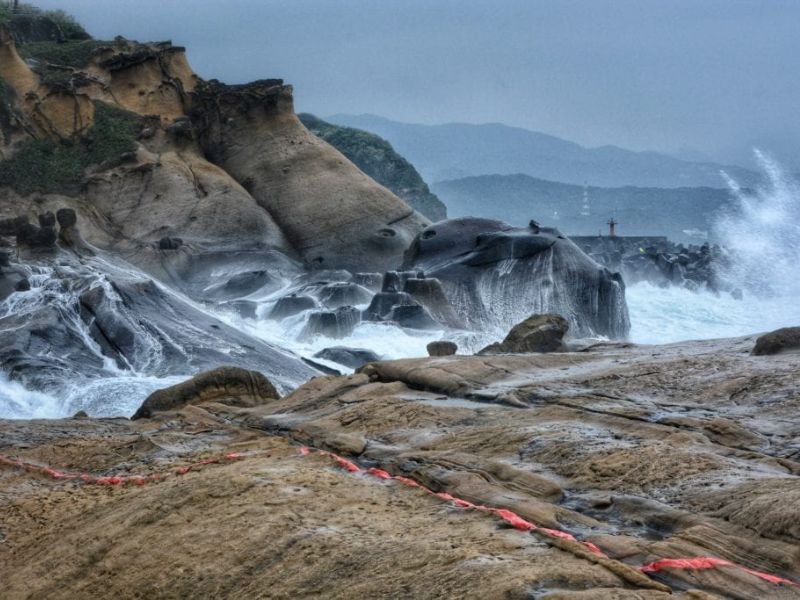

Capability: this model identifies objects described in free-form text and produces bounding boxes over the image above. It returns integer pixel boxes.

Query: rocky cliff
[0,17,429,279]
[299,113,447,222]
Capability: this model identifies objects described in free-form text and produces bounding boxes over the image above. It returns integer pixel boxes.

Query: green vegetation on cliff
[299,113,446,221]
[0,101,139,195]
[19,39,107,69]
[0,3,90,41]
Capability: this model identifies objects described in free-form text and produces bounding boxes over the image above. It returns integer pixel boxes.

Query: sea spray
[627,151,800,344]
[715,150,800,297]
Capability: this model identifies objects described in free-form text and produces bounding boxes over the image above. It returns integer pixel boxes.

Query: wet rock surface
[573,236,729,292]
[1,336,798,598]
[313,346,381,369]
[402,218,630,338]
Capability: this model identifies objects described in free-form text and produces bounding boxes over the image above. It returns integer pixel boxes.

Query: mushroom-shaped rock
[427,341,457,356]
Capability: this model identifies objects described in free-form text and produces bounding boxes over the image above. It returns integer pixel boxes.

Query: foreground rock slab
[1,335,799,599]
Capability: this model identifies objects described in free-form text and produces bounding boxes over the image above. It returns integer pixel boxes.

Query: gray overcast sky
[33,0,800,168]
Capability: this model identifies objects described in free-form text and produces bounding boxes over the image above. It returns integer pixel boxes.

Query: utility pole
[580,182,590,217]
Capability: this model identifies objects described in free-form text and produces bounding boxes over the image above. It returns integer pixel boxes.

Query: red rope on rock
[299,446,605,556]
[639,556,796,586]
[0,452,245,486]
[3,445,795,588]
[300,446,798,588]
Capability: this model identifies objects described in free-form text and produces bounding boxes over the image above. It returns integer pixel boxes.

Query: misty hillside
[432,174,734,242]
[328,114,759,189]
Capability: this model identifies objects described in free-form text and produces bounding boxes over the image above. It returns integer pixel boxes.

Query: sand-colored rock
[191,80,429,272]
[2,336,797,598]
[0,26,38,96]
[28,91,96,138]
[85,148,291,251]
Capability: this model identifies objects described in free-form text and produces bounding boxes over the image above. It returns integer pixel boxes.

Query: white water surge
[629,150,800,344]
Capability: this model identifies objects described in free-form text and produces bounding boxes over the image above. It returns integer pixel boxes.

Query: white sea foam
[626,282,798,344]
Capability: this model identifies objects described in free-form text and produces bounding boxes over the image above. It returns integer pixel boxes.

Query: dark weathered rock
[301,306,361,339]
[363,291,418,321]
[15,218,57,250]
[132,366,279,419]
[404,277,465,329]
[167,116,194,141]
[480,314,569,354]
[752,327,800,356]
[382,271,422,293]
[269,294,317,320]
[207,270,278,300]
[38,212,56,228]
[313,346,380,369]
[389,304,439,330]
[317,282,373,309]
[0,218,17,236]
[14,278,30,292]
[402,218,629,339]
[158,237,183,250]
[352,272,383,292]
[56,208,78,228]
[427,341,457,356]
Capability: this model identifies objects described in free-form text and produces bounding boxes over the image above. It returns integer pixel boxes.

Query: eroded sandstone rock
[480,313,569,354]
[132,366,279,419]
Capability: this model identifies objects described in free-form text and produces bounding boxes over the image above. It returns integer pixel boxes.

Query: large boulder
[403,276,465,329]
[402,218,629,339]
[363,291,418,321]
[132,366,279,419]
[427,341,457,356]
[479,314,569,354]
[301,306,361,340]
[752,327,800,356]
[15,217,57,250]
[190,79,429,272]
[269,294,317,320]
[317,282,373,309]
[313,346,380,369]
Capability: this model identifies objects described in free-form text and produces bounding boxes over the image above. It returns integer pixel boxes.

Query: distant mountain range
[327,114,759,189]
[432,174,734,243]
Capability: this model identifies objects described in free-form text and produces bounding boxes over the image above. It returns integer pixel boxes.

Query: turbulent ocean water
[2,152,798,420]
